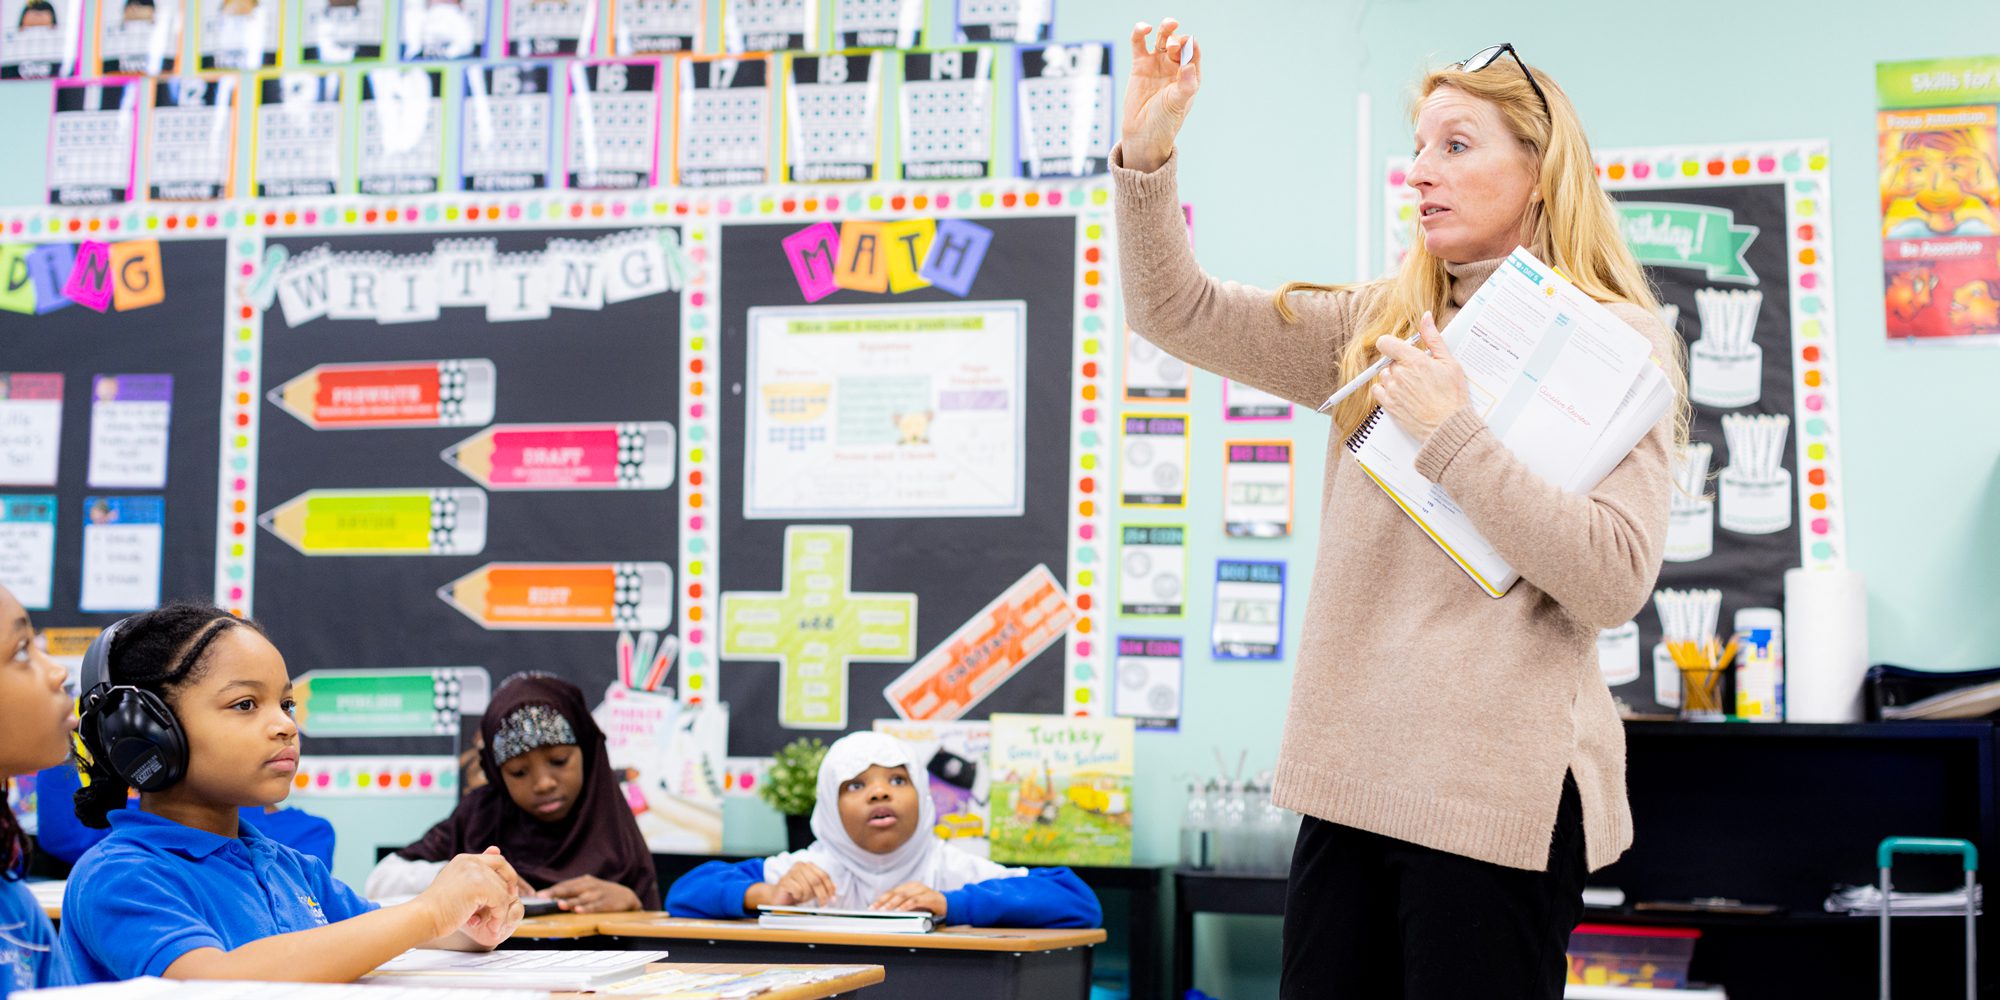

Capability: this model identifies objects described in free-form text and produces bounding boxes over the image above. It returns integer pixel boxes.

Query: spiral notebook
[1344,248,1674,598]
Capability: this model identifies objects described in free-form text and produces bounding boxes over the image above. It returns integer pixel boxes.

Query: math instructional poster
[1876,56,2000,346]
[1385,142,1849,718]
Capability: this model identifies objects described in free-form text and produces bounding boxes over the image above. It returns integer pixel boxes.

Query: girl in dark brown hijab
[365,673,659,912]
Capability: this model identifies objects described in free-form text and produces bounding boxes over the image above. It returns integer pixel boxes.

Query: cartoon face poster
[1877,57,2000,344]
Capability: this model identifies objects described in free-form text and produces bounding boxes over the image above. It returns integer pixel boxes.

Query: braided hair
[74,603,263,828]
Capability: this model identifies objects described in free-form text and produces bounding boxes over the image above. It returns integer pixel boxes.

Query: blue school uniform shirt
[0,879,63,998]
[34,764,336,868]
[666,858,1103,929]
[59,809,377,984]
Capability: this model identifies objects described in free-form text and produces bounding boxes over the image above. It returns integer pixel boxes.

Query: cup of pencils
[1653,588,1738,722]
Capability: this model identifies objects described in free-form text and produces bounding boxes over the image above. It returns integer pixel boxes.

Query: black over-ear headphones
[77,618,189,793]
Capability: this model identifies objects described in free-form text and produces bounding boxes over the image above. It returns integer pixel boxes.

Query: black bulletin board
[0,237,223,629]
[250,228,681,702]
[715,216,1077,757]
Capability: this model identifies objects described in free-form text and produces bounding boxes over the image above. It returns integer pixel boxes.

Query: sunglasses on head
[1456,43,1550,121]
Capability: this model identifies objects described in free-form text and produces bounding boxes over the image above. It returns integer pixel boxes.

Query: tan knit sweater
[1114,148,1677,872]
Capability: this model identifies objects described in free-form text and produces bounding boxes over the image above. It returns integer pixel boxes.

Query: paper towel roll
[1784,568,1869,723]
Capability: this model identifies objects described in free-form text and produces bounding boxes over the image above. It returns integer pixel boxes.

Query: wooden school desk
[595,916,1105,1000]
[553,962,885,1000]
[507,911,612,944]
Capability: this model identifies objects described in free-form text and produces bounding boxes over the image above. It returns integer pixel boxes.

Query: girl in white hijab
[667,732,1101,927]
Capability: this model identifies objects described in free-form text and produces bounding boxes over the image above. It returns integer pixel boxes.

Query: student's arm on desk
[666,858,770,919]
[1411,305,1677,629]
[942,868,1102,929]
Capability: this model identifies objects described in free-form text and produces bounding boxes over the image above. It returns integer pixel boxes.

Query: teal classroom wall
[8,1,2000,996]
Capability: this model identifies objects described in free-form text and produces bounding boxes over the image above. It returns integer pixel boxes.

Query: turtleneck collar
[1442,257,1506,308]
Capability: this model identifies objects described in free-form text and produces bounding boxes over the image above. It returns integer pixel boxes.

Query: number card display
[1122,329,1188,401]
[566,59,661,190]
[96,0,181,75]
[147,77,237,200]
[1113,636,1180,731]
[461,62,555,191]
[610,0,698,54]
[721,0,811,53]
[197,0,278,69]
[1,0,81,79]
[1213,559,1284,661]
[357,67,445,195]
[1014,42,1111,179]
[833,0,919,48]
[783,52,881,184]
[505,0,590,58]
[253,71,344,197]
[0,496,56,611]
[1223,440,1292,538]
[47,80,140,207]
[674,55,770,187]
[953,0,1047,43]
[899,48,993,181]
[299,0,386,63]
[1118,524,1184,617]
[0,374,64,487]
[1119,413,1187,508]
[80,495,163,612]
[400,0,486,60]
[1223,378,1291,421]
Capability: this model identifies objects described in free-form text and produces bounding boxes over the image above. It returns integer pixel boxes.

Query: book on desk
[360,948,669,991]
[757,904,936,934]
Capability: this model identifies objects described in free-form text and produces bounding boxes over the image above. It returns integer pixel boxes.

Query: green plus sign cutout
[721,525,918,729]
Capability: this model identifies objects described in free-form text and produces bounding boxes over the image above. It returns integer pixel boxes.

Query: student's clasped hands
[422,846,527,947]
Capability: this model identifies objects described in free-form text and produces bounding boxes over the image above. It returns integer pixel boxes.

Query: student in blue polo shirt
[0,584,75,998]
[35,760,337,868]
[59,603,527,985]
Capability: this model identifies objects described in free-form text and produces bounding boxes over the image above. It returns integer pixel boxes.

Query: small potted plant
[759,737,827,852]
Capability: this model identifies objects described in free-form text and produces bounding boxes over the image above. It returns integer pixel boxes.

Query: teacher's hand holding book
[1122,18,1202,173]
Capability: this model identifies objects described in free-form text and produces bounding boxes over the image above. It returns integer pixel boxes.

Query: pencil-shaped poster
[833,0,919,48]
[442,422,676,491]
[673,54,771,188]
[439,561,673,630]
[252,71,344,197]
[268,359,497,430]
[608,0,696,54]
[504,0,592,57]
[47,79,141,207]
[899,48,994,181]
[461,62,555,192]
[96,0,182,75]
[260,488,486,556]
[566,59,662,190]
[356,66,446,195]
[148,76,237,201]
[399,0,487,60]
[196,0,279,69]
[2,0,83,79]
[721,0,813,52]
[783,52,881,184]
[298,0,387,64]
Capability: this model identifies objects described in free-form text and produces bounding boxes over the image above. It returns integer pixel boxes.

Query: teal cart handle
[1877,836,1979,872]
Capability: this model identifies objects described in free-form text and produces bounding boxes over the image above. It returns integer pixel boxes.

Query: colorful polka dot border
[288,755,457,796]
[219,238,264,617]
[679,223,720,706]
[1068,204,1112,717]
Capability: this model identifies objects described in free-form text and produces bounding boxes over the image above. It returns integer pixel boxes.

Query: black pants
[1279,773,1588,999]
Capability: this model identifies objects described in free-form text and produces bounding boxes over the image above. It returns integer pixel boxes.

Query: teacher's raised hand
[1122,18,1201,173]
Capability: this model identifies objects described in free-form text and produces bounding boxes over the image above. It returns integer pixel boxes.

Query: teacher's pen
[1314,330,1426,413]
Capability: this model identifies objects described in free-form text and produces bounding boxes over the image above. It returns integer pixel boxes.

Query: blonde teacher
[1114,23,1687,999]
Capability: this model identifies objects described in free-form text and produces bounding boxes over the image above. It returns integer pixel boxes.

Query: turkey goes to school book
[987,713,1131,866]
